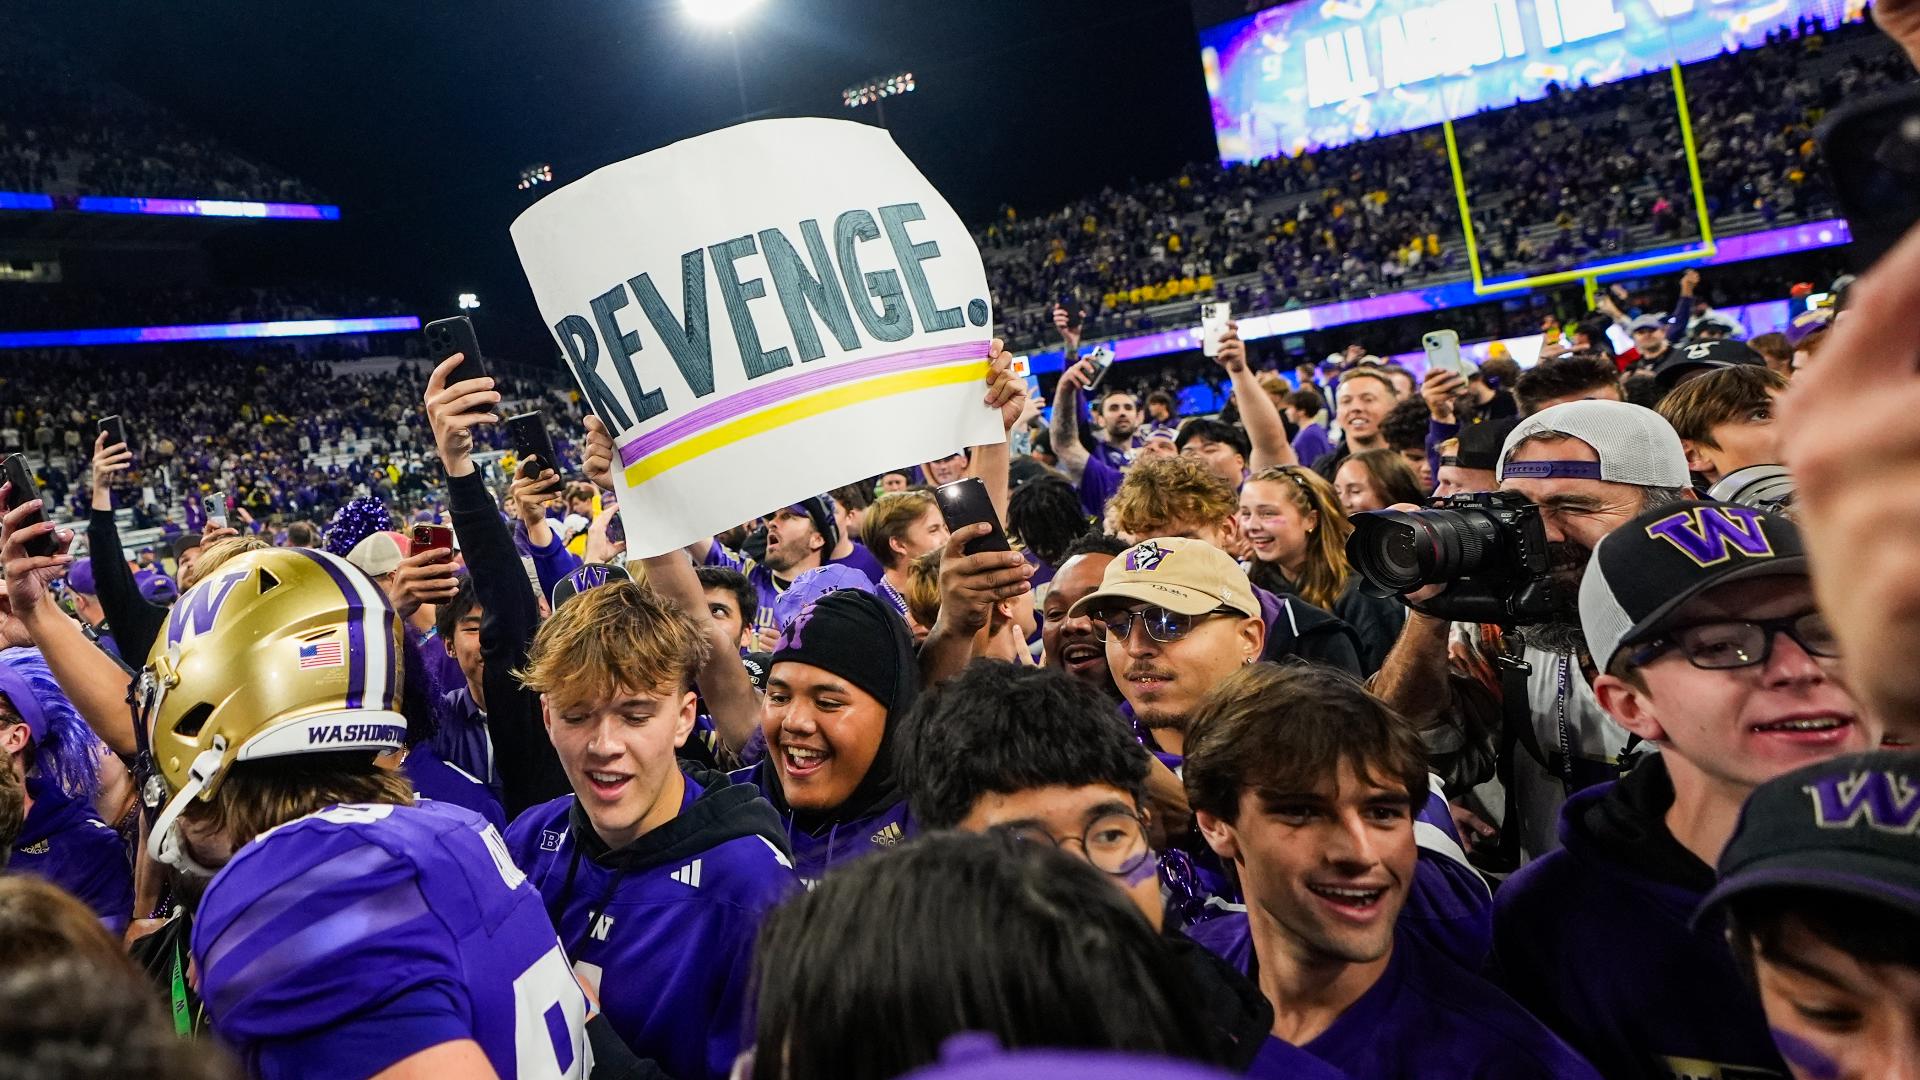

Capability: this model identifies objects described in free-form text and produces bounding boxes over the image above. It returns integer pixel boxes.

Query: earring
[1243,655,1255,665]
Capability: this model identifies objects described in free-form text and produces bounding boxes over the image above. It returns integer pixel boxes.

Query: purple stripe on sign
[618,341,989,467]
[293,549,366,710]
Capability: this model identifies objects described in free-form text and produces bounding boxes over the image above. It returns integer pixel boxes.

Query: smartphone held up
[934,477,1012,556]
[1201,302,1232,358]
[3,453,57,558]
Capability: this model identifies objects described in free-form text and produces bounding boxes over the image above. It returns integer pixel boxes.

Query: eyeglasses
[1093,605,1238,644]
[992,812,1152,877]
[1627,612,1839,671]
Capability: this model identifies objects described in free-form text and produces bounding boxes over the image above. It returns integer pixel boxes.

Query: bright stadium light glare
[685,0,761,25]
[457,293,481,310]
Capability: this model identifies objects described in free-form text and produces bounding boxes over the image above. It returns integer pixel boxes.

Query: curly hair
[1007,477,1091,569]
[1379,395,1432,454]
[1108,455,1239,538]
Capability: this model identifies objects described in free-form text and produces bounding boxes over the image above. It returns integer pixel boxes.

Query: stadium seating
[0,27,326,202]
[982,20,1912,351]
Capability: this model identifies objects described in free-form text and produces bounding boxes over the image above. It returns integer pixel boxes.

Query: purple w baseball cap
[1696,750,1920,926]
[1578,500,1806,673]
[550,562,631,611]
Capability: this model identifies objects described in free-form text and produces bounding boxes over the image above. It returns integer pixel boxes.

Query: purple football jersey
[193,799,591,1079]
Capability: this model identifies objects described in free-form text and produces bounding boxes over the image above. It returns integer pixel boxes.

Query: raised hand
[424,353,501,478]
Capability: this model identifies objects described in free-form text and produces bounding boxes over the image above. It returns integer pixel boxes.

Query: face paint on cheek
[1123,853,1159,887]
[1771,1027,1841,1080]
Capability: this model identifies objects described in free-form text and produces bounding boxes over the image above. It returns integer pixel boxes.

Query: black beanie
[769,589,918,718]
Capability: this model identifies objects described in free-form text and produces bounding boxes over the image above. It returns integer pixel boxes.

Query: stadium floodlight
[457,293,481,311]
[685,0,761,25]
[516,163,554,192]
[842,71,915,110]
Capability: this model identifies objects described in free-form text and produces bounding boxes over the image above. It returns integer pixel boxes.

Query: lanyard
[169,948,192,1037]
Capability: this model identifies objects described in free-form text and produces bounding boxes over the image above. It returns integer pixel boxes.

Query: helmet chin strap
[147,737,229,880]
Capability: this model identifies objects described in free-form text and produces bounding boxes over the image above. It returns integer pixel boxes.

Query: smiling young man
[732,588,918,886]
[1185,664,1600,1079]
[1493,502,1877,1080]
[507,581,796,1080]
[1067,537,1267,767]
[1039,533,1131,697]
[1310,369,1397,481]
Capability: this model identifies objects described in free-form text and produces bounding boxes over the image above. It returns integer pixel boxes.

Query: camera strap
[1491,650,1554,871]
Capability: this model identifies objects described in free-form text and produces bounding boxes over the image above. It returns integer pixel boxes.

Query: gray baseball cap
[1499,399,1690,489]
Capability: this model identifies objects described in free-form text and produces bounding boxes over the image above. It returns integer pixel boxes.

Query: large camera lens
[1347,507,1502,596]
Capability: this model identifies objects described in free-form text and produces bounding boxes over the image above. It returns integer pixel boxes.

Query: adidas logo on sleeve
[668,859,703,888]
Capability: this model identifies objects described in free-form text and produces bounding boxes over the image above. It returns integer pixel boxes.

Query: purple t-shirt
[1191,916,1600,1080]
[1078,453,1125,517]
[827,542,887,586]
[193,800,591,1079]
[1291,421,1335,467]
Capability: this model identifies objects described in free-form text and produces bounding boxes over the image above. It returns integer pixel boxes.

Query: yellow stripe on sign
[622,359,988,487]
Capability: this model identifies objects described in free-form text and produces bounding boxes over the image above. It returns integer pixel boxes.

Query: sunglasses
[1093,605,1240,644]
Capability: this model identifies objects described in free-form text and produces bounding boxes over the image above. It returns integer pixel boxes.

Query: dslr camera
[1346,490,1563,625]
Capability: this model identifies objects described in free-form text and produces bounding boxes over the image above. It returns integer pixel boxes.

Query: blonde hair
[862,490,939,569]
[1245,466,1355,611]
[184,535,270,590]
[905,549,943,631]
[1109,455,1239,538]
[518,581,709,707]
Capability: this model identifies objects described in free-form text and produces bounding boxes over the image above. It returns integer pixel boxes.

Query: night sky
[32,0,1222,359]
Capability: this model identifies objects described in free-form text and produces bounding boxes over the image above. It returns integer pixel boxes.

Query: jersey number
[512,943,592,1079]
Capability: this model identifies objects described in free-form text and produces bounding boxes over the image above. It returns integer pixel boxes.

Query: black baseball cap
[1651,339,1766,391]
[783,495,840,551]
[1449,417,1518,472]
[550,561,632,610]
[1695,750,1920,926]
[1578,500,1806,672]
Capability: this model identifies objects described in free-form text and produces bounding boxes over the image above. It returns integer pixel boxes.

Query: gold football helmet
[141,546,407,875]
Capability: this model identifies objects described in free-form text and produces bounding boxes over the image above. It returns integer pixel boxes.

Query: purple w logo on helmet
[165,570,247,646]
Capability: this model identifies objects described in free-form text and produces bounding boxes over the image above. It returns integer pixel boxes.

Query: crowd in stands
[984,18,1913,351]
[0,284,414,332]
[0,344,574,533]
[8,11,1920,1080]
[0,26,326,202]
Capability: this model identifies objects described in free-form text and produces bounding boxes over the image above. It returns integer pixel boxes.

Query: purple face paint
[1122,852,1159,887]
[1771,1027,1841,1080]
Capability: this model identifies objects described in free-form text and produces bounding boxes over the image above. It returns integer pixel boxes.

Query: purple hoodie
[1492,756,1788,1078]
[11,774,131,933]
